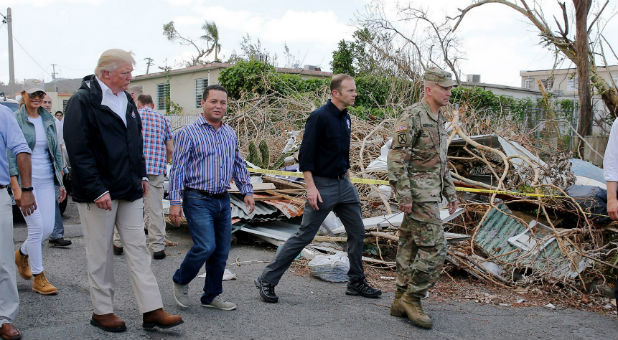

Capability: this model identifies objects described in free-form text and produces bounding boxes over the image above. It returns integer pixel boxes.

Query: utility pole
[3,8,15,98]
[51,63,58,91]
[144,57,154,74]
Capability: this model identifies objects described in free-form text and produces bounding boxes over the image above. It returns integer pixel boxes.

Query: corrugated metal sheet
[230,195,278,220]
[262,199,304,218]
[475,204,591,279]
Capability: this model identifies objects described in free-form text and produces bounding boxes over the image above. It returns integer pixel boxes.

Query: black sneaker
[49,238,72,247]
[346,279,382,298]
[254,278,278,303]
[153,250,166,260]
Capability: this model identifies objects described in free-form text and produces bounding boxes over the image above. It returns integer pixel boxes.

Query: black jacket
[298,100,351,178]
[64,75,146,203]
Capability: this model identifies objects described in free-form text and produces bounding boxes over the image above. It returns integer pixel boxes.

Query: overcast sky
[1,0,616,88]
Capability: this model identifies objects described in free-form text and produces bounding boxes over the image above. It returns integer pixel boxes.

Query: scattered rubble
[163,96,617,313]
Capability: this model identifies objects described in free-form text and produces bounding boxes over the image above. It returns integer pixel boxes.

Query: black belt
[0,185,6,189]
[185,187,227,199]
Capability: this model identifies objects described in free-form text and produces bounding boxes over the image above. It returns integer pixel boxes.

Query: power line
[12,34,48,75]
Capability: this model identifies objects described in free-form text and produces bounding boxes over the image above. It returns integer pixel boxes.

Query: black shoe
[346,279,382,298]
[153,250,166,260]
[113,245,123,256]
[254,278,278,303]
[49,238,72,247]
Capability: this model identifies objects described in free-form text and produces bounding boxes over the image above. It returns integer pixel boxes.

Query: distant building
[130,63,332,115]
[520,65,618,132]
[520,65,618,96]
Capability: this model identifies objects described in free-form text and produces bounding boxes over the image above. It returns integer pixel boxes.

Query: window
[195,78,209,108]
[567,74,578,92]
[523,78,534,89]
[157,83,170,111]
[541,77,553,90]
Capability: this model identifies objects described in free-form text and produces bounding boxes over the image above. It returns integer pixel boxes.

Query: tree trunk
[574,0,593,156]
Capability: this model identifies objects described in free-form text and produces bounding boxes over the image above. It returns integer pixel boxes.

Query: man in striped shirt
[168,84,254,311]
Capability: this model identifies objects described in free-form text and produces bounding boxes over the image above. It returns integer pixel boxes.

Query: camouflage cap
[424,67,457,87]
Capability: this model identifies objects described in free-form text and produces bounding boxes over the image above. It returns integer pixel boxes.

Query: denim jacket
[8,105,64,187]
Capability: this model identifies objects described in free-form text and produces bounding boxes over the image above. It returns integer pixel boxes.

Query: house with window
[520,65,617,120]
[520,65,617,96]
[130,63,332,115]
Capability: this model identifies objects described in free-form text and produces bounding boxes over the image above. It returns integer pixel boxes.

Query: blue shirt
[168,115,253,205]
[0,105,31,185]
[299,99,351,178]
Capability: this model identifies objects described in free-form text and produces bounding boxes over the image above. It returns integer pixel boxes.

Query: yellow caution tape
[246,168,562,198]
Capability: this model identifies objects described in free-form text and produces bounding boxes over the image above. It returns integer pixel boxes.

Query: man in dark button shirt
[255,74,381,303]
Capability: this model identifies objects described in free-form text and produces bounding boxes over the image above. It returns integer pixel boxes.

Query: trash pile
[165,94,617,297]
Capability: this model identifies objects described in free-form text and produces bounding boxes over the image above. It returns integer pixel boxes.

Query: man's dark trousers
[260,175,366,286]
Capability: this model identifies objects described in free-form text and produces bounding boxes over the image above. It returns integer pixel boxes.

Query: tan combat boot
[399,293,432,329]
[32,272,58,295]
[14,249,32,280]
[390,291,406,317]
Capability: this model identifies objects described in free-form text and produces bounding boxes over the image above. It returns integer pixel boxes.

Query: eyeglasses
[28,91,45,99]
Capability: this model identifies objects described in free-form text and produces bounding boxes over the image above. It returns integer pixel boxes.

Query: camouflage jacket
[387,100,457,203]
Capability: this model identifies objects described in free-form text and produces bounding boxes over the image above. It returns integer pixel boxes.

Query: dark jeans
[260,175,366,286]
[49,186,64,240]
[172,190,232,304]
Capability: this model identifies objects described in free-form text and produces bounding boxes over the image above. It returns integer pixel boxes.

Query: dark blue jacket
[299,100,351,178]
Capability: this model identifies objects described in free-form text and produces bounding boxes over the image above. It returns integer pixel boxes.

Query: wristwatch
[21,187,34,192]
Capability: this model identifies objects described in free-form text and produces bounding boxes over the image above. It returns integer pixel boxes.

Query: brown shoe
[143,308,183,329]
[90,313,126,332]
[14,249,32,280]
[390,291,406,317]
[0,323,21,340]
[32,272,58,295]
[400,294,432,329]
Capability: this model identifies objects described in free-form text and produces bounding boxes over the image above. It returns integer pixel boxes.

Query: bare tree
[358,1,464,83]
[451,0,617,153]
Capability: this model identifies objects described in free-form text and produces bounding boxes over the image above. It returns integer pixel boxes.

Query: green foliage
[247,141,260,166]
[451,86,535,122]
[259,140,270,168]
[218,60,276,99]
[168,100,183,116]
[331,40,356,76]
[246,140,272,168]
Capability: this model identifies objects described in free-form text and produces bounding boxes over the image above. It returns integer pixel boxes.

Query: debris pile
[167,93,617,299]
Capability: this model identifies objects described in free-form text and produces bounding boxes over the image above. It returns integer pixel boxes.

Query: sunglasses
[28,91,46,99]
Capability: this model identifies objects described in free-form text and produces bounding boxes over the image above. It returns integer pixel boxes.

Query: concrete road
[10,202,617,340]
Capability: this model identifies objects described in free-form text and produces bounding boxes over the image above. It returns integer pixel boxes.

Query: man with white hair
[64,49,182,333]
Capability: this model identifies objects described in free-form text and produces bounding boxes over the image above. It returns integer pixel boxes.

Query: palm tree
[201,21,221,62]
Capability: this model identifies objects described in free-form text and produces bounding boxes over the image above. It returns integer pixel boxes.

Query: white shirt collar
[96,76,128,126]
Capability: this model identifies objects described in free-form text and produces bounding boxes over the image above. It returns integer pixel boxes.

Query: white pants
[0,189,19,325]
[20,177,55,275]
[78,199,163,314]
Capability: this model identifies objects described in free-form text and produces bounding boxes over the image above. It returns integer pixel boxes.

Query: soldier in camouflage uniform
[386,67,459,329]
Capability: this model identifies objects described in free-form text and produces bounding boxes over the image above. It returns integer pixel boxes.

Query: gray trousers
[0,189,18,325]
[260,175,366,286]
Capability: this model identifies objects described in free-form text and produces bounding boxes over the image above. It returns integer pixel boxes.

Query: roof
[520,64,618,74]
[133,62,333,81]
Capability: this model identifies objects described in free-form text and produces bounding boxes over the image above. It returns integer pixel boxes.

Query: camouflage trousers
[395,201,446,298]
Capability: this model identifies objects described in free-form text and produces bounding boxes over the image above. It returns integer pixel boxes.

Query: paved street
[10,201,618,340]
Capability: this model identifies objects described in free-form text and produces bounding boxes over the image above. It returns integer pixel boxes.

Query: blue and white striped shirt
[168,115,253,205]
